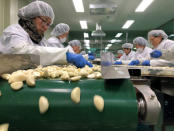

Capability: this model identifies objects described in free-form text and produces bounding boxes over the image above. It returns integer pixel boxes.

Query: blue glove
[142,60,150,66]
[88,55,95,60]
[66,52,93,68]
[150,50,162,58]
[114,61,122,65]
[128,60,140,66]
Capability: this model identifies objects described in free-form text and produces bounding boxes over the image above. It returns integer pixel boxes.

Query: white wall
[0,0,18,35]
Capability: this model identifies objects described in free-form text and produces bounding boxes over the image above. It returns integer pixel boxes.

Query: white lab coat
[132,47,153,63]
[0,24,68,66]
[47,36,64,48]
[150,39,174,66]
[119,50,135,64]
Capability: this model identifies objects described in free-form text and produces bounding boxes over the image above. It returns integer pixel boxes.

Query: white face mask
[60,37,67,43]
[137,48,144,53]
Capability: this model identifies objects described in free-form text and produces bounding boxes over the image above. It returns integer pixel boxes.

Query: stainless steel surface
[135,85,161,125]
[89,0,117,15]
[102,66,130,79]
[0,54,40,75]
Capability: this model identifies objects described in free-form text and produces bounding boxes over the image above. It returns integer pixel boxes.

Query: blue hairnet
[148,30,168,41]
[51,23,70,36]
[69,40,81,49]
[18,1,55,25]
[117,50,124,54]
[133,37,148,46]
[122,43,133,49]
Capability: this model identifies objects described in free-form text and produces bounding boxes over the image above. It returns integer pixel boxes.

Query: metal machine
[0,54,162,131]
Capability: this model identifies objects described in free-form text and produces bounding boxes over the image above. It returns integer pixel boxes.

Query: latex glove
[128,60,140,66]
[88,55,95,60]
[66,52,93,68]
[114,61,122,65]
[142,60,150,66]
[150,50,162,58]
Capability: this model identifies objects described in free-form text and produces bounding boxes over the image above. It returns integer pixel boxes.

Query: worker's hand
[150,50,162,58]
[114,61,122,65]
[128,60,140,66]
[88,53,95,60]
[142,60,150,66]
[66,52,93,68]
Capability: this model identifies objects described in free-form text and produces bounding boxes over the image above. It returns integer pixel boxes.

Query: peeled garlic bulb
[39,96,49,114]
[71,87,81,103]
[94,95,104,112]
[1,74,11,80]
[10,81,23,90]
[0,123,9,131]
[26,75,35,86]
[70,76,81,81]
[8,72,26,83]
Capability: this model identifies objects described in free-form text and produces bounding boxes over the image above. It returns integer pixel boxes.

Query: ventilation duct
[91,23,106,37]
[89,0,117,15]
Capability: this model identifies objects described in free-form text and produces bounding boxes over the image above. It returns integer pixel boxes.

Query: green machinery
[0,78,160,131]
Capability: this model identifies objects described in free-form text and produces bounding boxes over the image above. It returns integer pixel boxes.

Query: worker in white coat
[142,30,174,66]
[47,23,70,48]
[128,37,153,66]
[68,40,95,60]
[0,1,92,68]
[116,50,124,59]
[114,43,135,65]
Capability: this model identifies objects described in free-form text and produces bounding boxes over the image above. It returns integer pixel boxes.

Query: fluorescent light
[80,21,88,29]
[115,33,123,38]
[72,0,84,12]
[86,47,90,49]
[84,33,89,38]
[122,20,135,29]
[107,44,112,47]
[135,0,154,12]
[109,39,122,43]
[105,47,109,50]
[84,40,90,44]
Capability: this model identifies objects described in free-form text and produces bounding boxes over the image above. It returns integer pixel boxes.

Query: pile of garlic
[1,65,102,91]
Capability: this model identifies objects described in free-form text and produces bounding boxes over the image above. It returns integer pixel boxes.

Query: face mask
[137,48,144,53]
[60,37,67,43]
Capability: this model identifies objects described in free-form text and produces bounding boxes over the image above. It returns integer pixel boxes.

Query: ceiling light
[135,0,154,12]
[84,40,90,44]
[105,47,109,50]
[115,33,123,38]
[110,39,122,43]
[84,33,89,38]
[86,47,90,49]
[107,44,112,47]
[72,0,84,12]
[122,20,135,29]
[80,21,88,29]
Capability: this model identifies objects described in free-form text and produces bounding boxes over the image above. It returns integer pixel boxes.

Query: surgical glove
[88,55,95,60]
[66,52,93,68]
[142,60,150,66]
[114,61,122,65]
[128,60,140,66]
[150,50,162,58]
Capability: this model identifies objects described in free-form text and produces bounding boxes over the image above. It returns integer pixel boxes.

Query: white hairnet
[148,30,168,40]
[117,50,124,54]
[51,23,70,36]
[122,43,133,49]
[18,1,55,25]
[133,37,148,46]
[69,40,81,49]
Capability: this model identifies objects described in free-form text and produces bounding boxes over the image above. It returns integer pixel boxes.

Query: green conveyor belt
[0,78,138,131]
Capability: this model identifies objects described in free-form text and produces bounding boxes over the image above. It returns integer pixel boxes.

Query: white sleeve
[2,35,68,66]
[161,46,174,61]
